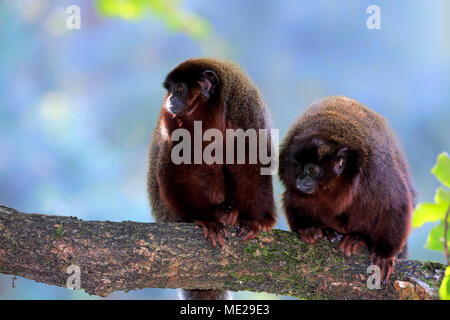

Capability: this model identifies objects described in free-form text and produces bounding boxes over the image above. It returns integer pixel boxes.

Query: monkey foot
[194,220,227,248]
[322,228,343,242]
[338,234,367,257]
[371,255,396,285]
[237,219,274,242]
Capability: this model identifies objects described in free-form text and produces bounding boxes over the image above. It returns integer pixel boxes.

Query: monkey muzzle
[296,178,316,194]
[165,94,184,116]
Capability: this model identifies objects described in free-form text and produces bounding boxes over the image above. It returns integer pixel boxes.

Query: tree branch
[0,205,445,299]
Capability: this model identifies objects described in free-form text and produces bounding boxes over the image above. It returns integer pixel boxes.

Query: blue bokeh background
[0,0,449,299]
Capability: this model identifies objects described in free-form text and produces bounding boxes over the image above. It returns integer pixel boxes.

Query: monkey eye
[176,84,184,94]
[308,165,320,175]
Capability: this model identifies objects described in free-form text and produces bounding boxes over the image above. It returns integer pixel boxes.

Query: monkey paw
[195,220,227,248]
[296,227,323,244]
[217,208,239,227]
[322,228,343,242]
[338,234,367,257]
[371,254,396,285]
[237,219,274,242]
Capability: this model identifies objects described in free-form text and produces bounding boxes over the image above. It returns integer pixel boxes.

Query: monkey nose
[296,180,316,194]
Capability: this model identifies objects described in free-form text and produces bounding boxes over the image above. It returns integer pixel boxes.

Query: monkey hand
[195,220,228,248]
[217,207,239,228]
[370,254,396,285]
[236,218,274,242]
[295,227,323,244]
[338,233,367,257]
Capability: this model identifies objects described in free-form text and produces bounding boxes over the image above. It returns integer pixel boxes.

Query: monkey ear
[310,136,327,147]
[336,147,349,159]
[198,70,219,98]
[334,147,349,176]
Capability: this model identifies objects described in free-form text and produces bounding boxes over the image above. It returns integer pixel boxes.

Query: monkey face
[287,137,357,195]
[163,69,219,117]
[165,81,188,115]
[295,162,323,194]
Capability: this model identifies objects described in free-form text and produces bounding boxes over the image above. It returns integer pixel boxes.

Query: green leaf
[424,220,450,252]
[95,0,210,38]
[440,266,450,300]
[435,187,450,205]
[432,152,450,188]
[413,202,449,228]
[96,0,144,19]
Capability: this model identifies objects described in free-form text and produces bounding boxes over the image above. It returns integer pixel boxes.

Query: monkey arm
[283,201,320,230]
[225,164,276,240]
[157,163,225,218]
[283,202,327,244]
[157,163,230,247]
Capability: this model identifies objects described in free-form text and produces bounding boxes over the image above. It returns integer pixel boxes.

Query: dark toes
[373,256,395,285]
[194,220,227,248]
[322,229,342,242]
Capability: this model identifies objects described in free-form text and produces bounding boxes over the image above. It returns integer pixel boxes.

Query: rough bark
[0,205,445,299]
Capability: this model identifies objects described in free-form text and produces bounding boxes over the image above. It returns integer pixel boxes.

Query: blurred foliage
[2,0,450,300]
[96,0,210,39]
[432,152,450,188]
[440,267,450,300]
[412,152,450,299]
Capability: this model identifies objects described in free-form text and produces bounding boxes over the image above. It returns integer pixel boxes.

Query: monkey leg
[226,166,276,241]
[338,233,367,257]
[369,233,403,285]
[367,205,409,285]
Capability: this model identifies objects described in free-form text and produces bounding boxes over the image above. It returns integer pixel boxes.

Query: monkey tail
[180,289,231,300]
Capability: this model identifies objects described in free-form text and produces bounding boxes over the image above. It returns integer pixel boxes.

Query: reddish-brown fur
[156,92,227,223]
[148,58,277,300]
[279,96,415,283]
[148,58,276,243]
